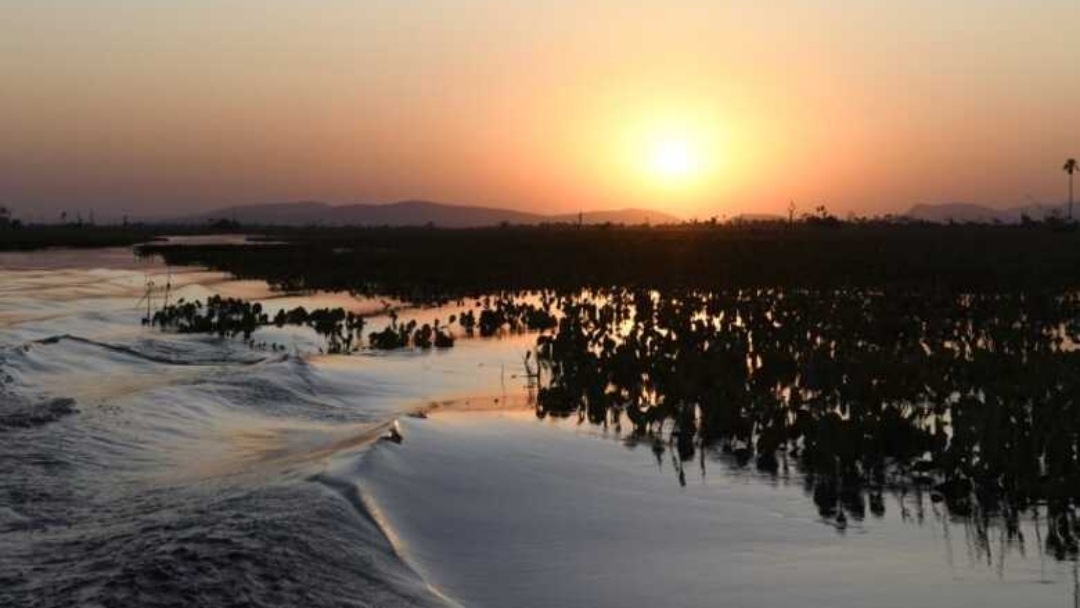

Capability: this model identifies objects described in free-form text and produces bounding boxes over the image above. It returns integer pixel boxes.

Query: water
[2,246,1077,607]
[363,411,1079,608]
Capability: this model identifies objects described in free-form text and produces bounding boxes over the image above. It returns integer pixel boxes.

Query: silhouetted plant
[1066,158,1078,220]
[138,225,1080,555]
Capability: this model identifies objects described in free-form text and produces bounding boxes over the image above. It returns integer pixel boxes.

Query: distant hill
[907,202,1068,224]
[181,200,679,228]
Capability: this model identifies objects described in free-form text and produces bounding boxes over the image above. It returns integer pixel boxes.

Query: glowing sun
[649,138,699,180]
[605,107,724,199]
[638,123,713,190]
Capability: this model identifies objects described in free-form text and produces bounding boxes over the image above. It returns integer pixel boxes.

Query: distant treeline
[138,223,1080,298]
[0,225,166,251]
[0,224,245,252]
[0,219,250,251]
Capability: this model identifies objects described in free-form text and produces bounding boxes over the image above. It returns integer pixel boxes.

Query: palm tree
[1066,158,1078,220]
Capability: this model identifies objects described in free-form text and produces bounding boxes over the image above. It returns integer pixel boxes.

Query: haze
[2,0,1078,221]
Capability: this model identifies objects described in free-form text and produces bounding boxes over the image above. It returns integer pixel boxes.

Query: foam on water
[0,248,526,608]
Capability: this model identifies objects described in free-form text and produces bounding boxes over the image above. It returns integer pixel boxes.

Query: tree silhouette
[1066,158,1078,220]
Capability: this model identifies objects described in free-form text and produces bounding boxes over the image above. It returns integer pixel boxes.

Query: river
[2,244,1075,608]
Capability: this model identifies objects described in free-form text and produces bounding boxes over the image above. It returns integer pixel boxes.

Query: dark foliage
[139,223,1080,299]
[534,289,1080,529]
[0,225,166,251]
[153,296,462,353]
[138,224,1080,556]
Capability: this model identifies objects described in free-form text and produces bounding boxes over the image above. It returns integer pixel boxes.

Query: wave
[2,471,453,608]
[312,447,466,608]
[0,260,532,607]
[30,333,275,366]
[0,345,449,608]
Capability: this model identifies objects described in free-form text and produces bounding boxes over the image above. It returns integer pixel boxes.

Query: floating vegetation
[151,292,562,354]
[151,296,460,353]
[531,288,1080,544]
[151,296,366,354]
[366,311,454,350]
[138,225,1080,556]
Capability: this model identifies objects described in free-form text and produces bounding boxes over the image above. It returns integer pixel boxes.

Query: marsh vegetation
[139,222,1080,298]
[137,223,1080,558]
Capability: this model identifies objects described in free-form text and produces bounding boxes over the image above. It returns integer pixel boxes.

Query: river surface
[2,245,1077,608]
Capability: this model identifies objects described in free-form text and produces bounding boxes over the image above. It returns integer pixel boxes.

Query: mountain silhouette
[180,200,678,227]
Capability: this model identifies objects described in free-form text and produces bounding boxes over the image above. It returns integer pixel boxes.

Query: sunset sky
[2,1,1078,221]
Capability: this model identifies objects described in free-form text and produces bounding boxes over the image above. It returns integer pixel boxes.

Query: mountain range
[172,199,1073,228]
[181,200,679,227]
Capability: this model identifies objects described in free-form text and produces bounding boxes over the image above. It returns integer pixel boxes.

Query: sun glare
[650,138,698,180]
[626,112,719,193]
[595,105,728,210]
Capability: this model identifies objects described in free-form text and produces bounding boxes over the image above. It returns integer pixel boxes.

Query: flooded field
[3,244,1079,608]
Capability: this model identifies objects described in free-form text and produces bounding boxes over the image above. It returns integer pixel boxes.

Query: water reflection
[531,288,1080,566]
[141,284,1080,569]
[7,249,1080,606]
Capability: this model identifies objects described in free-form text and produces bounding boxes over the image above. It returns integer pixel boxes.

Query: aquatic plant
[528,287,1080,539]
[152,296,469,354]
[138,224,1080,555]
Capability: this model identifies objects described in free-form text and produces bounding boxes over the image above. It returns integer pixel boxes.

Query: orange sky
[2,1,1078,220]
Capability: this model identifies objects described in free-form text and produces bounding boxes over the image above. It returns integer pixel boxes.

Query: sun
[598,106,725,203]
[636,122,713,190]
[649,138,699,180]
